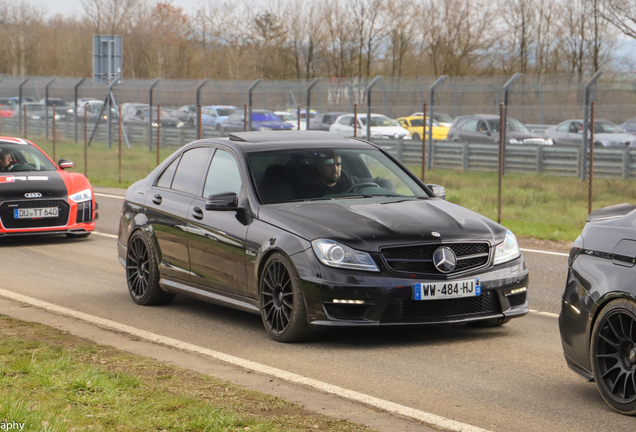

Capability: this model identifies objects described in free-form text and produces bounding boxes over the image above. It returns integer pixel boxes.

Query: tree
[600,0,636,39]
[0,0,46,75]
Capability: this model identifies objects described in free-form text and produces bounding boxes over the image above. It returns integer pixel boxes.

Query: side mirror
[427,184,446,200]
[58,159,73,170]
[206,192,241,211]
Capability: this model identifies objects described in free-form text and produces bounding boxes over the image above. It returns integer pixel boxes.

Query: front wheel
[591,299,636,415]
[259,252,316,343]
[126,231,175,306]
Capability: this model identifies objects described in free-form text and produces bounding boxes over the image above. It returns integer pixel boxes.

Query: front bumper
[293,249,529,327]
[0,198,97,236]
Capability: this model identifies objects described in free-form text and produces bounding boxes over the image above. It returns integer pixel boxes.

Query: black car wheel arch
[591,298,636,414]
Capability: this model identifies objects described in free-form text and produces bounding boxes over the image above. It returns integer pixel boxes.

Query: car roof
[0,137,30,145]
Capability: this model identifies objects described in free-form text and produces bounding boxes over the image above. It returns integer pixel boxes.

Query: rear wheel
[259,252,316,343]
[591,299,636,415]
[467,317,511,328]
[126,231,175,306]
[413,133,421,141]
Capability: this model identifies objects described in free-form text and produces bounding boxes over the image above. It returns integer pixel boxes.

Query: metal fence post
[157,104,161,166]
[589,102,595,214]
[353,104,358,138]
[248,79,262,132]
[52,104,56,161]
[149,78,161,151]
[196,79,209,139]
[582,71,602,181]
[502,73,522,175]
[532,82,544,124]
[428,75,447,171]
[498,103,504,224]
[305,78,321,130]
[18,79,29,137]
[44,78,55,141]
[365,76,382,140]
[74,78,85,143]
[422,103,427,181]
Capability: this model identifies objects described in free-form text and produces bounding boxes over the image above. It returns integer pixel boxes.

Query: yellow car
[395,116,449,141]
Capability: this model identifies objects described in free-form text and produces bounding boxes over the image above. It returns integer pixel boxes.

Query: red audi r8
[0,137,96,237]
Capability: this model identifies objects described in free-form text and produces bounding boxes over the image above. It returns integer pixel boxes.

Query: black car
[122,107,185,129]
[447,114,553,145]
[559,203,636,415]
[171,105,198,127]
[117,131,529,342]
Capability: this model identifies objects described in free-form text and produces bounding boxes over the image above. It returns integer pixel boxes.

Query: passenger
[0,150,13,171]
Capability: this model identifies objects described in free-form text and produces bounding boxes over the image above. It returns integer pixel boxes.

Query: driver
[0,150,13,171]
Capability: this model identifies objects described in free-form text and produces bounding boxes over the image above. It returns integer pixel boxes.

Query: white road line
[93,231,118,239]
[0,289,492,432]
[94,192,125,199]
[520,248,569,257]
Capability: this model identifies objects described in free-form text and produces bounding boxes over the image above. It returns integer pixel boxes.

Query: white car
[274,111,306,130]
[329,113,411,139]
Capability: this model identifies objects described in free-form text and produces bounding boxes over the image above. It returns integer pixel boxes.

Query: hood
[596,133,636,145]
[0,170,68,201]
[368,126,409,136]
[508,131,546,140]
[258,197,506,252]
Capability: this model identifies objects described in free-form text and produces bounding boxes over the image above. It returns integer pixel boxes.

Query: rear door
[144,146,212,281]
[187,148,248,296]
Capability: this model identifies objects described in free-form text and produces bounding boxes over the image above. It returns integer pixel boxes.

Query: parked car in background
[619,117,636,135]
[201,105,237,130]
[75,100,117,123]
[220,109,293,132]
[447,114,553,145]
[309,112,347,131]
[559,203,636,415]
[0,105,13,118]
[14,103,62,121]
[39,98,71,120]
[123,107,185,129]
[329,114,410,140]
[274,111,303,130]
[0,98,18,107]
[171,105,198,127]
[411,112,454,128]
[396,116,449,141]
[544,120,636,147]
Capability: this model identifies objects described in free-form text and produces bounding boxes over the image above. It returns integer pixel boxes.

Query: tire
[413,133,421,141]
[215,123,221,131]
[126,230,175,306]
[259,252,316,343]
[66,232,91,238]
[590,299,636,415]
[466,317,512,328]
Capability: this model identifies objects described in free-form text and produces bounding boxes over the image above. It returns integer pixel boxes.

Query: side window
[171,147,212,195]
[557,123,569,132]
[324,115,333,124]
[338,116,350,125]
[462,120,478,131]
[203,149,242,198]
[156,156,181,189]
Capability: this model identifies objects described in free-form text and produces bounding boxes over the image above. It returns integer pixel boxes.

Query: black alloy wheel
[591,299,636,415]
[126,231,175,306]
[259,252,316,343]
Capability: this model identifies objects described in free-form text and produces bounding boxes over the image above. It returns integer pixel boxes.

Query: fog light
[332,299,365,304]
[506,287,527,296]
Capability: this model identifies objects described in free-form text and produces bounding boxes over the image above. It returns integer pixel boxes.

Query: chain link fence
[1,72,634,240]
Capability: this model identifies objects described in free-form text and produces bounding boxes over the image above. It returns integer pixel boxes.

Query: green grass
[0,316,372,432]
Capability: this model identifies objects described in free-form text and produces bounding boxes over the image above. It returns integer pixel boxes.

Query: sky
[39,0,203,17]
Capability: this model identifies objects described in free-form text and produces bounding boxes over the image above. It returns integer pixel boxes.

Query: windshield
[21,104,46,112]
[487,118,529,132]
[434,113,453,123]
[253,112,281,122]
[359,116,398,127]
[0,143,58,172]
[248,148,429,204]
[217,108,235,116]
[595,121,624,134]
[276,114,295,121]
[410,118,440,127]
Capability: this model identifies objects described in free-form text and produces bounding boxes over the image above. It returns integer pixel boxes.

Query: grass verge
[0,316,371,432]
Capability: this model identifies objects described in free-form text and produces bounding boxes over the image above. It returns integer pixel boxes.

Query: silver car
[545,119,636,147]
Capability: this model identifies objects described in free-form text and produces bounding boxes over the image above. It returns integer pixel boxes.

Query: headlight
[493,229,520,265]
[69,188,92,203]
[152,122,159,128]
[259,127,271,131]
[67,108,74,113]
[176,121,185,128]
[509,138,519,145]
[31,115,42,120]
[370,131,381,138]
[546,138,554,145]
[311,239,379,272]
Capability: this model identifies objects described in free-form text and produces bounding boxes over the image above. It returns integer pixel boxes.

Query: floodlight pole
[428,75,447,170]
[582,71,603,181]
[365,76,382,140]
[195,78,209,139]
[305,78,321,130]
[18,79,29,137]
[44,78,55,140]
[149,78,161,151]
[106,75,121,148]
[502,73,522,174]
[74,78,86,143]
[247,79,262,132]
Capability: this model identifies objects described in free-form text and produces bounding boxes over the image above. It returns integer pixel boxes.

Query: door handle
[192,206,204,220]
[152,194,162,205]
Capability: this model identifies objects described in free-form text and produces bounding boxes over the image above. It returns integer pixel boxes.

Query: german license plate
[413,279,480,300]
[14,207,59,219]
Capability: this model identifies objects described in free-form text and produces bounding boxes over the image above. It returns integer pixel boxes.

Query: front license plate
[14,207,59,219]
[413,279,481,300]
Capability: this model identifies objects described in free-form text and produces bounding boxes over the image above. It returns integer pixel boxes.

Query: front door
[187,148,248,296]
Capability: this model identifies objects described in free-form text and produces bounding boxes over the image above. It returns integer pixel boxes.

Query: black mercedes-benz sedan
[117,131,529,342]
[559,203,636,415]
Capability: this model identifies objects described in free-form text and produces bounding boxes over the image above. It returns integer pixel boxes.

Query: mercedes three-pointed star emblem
[433,246,457,273]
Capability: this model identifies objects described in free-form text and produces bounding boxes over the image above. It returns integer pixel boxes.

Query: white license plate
[14,207,59,219]
[413,279,481,300]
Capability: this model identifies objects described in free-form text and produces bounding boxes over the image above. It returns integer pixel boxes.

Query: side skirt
[160,278,260,315]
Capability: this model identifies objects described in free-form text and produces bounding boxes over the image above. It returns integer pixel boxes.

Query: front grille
[381,242,490,275]
[507,292,527,307]
[323,303,369,321]
[382,290,501,322]
[0,199,70,229]
[76,200,93,223]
